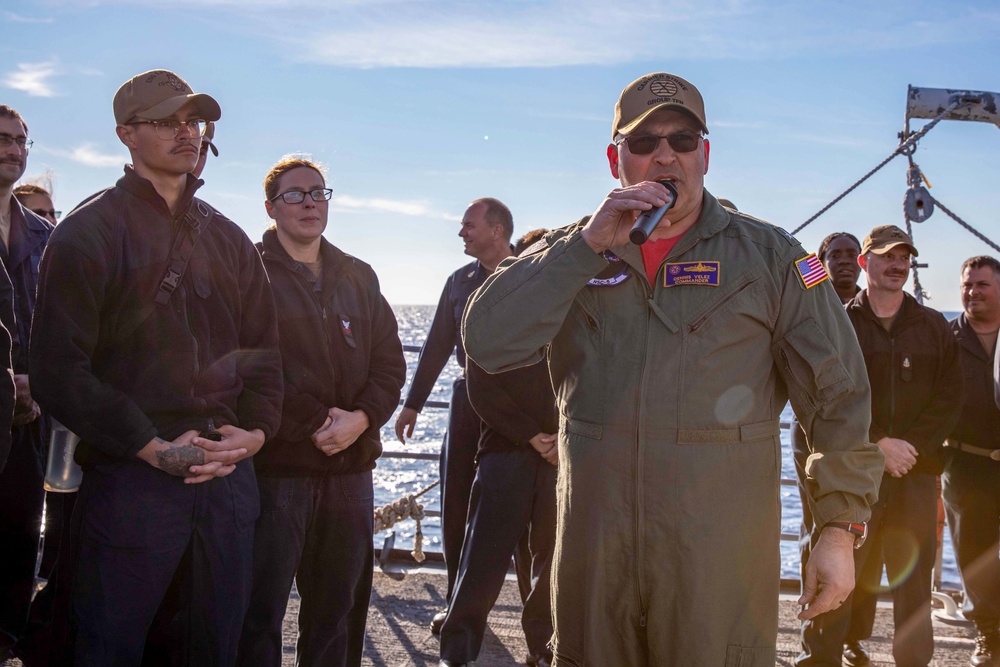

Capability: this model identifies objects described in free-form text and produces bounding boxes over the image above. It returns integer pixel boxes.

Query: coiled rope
[373,479,440,563]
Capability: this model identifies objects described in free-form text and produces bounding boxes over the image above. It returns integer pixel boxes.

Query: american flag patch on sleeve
[795,253,829,289]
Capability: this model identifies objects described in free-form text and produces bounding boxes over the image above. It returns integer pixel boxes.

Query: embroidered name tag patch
[795,253,829,289]
[663,261,720,287]
[588,251,631,287]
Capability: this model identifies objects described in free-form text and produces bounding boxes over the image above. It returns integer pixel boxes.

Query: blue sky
[3,0,999,309]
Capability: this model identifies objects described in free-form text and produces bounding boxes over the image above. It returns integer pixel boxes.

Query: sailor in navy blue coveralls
[393,198,521,619]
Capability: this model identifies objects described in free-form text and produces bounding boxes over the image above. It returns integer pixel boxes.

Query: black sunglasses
[616,132,703,155]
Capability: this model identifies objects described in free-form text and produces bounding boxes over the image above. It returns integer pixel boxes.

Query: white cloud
[267,1,1000,68]
[2,11,54,23]
[44,1,1000,69]
[331,194,457,219]
[42,144,126,168]
[4,61,59,97]
[69,145,126,167]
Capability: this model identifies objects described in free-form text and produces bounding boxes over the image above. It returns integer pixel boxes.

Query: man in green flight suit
[462,71,885,666]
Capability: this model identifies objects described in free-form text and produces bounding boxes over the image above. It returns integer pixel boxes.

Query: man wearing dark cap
[28,69,283,665]
[464,72,883,665]
[808,224,961,667]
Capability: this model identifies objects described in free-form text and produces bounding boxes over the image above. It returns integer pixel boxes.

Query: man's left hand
[312,408,370,456]
[186,425,265,483]
[798,526,856,620]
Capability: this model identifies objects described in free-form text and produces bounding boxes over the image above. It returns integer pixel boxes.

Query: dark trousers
[794,419,871,666]
[796,505,874,666]
[0,426,45,647]
[439,449,557,663]
[15,491,79,667]
[440,376,482,602]
[943,450,1000,629]
[238,470,375,667]
[852,472,938,667]
[73,459,258,667]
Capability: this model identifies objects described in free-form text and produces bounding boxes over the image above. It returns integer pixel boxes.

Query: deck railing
[385,345,966,619]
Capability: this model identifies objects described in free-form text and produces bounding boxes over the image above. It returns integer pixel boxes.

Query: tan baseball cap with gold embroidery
[113,69,221,125]
[613,72,708,138]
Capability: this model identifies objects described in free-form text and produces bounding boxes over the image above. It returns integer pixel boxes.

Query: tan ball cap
[613,72,708,138]
[861,224,919,257]
[113,69,221,125]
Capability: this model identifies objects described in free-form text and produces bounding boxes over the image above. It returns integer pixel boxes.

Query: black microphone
[629,181,678,245]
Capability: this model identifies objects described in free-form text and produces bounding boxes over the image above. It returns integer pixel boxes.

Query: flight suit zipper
[634,274,651,628]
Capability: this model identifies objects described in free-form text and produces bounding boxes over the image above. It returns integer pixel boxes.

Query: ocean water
[377,305,961,587]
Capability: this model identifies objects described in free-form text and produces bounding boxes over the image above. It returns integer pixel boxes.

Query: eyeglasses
[269,189,333,205]
[129,118,207,141]
[0,133,33,151]
[31,208,61,220]
[615,132,703,155]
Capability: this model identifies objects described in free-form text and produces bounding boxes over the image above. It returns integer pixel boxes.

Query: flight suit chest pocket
[684,274,762,335]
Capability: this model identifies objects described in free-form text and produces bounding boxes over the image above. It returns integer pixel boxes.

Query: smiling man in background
[944,256,1000,667]
[393,198,516,634]
[834,225,962,667]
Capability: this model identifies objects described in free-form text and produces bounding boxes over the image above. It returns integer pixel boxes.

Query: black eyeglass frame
[269,188,334,205]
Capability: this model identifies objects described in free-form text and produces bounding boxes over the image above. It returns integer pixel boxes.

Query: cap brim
[618,103,709,136]
[136,93,221,122]
[869,241,919,257]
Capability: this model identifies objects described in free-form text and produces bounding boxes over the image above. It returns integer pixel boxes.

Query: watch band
[825,521,868,549]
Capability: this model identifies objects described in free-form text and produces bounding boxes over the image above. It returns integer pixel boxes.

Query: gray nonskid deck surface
[346,567,974,667]
[0,567,977,666]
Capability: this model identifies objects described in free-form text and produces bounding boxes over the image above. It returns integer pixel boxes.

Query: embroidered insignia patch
[339,314,357,349]
[795,253,829,289]
[520,238,548,256]
[663,261,720,287]
[776,226,797,246]
[588,251,631,287]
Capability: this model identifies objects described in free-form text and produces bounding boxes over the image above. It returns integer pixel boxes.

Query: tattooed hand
[136,430,248,484]
[155,443,206,477]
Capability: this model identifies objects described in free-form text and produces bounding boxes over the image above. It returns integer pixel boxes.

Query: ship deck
[345,562,974,666]
[0,560,978,666]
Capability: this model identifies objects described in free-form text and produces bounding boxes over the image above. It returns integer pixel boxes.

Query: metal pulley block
[904,185,934,222]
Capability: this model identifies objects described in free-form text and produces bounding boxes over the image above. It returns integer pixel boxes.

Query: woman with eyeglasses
[237,156,405,667]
